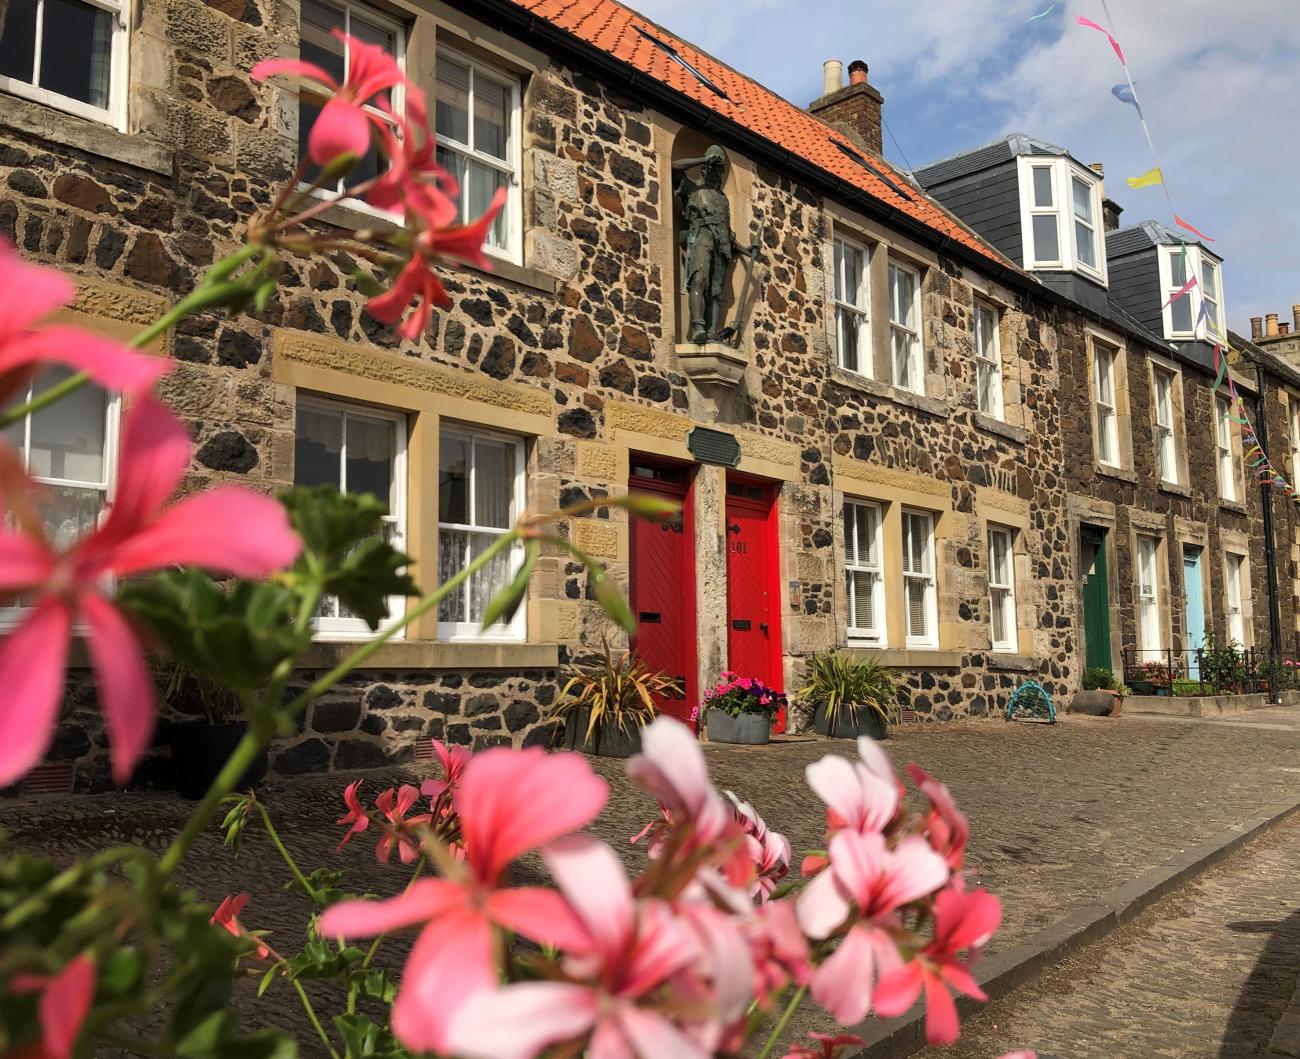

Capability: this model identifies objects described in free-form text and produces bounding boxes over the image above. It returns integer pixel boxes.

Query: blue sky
[630,0,1300,335]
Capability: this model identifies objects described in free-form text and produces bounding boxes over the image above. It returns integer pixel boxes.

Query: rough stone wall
[0,0,1085,792]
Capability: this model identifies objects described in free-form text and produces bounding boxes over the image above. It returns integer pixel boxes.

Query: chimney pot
[1089,163,1105,176]
[822,60,844,97]
[848,60,869,86]
[1283,323,1293,337]
[1292,304,1300,330]
[1267,313,1280,337]
[1252,317,1264,341]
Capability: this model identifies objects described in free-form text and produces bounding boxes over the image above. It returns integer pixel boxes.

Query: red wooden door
[629,461,695,725]
[725,476,783,730]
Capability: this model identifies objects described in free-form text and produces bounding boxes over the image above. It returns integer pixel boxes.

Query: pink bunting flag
[1076,15,1125,63]
[1175,214,1216,242]
[1161,275,1197,309]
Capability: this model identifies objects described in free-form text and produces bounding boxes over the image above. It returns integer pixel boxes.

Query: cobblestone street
[5,708,1300,1055]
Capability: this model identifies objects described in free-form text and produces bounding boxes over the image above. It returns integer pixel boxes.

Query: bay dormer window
[1016,157,1106,284]
[1158,244,1226,343]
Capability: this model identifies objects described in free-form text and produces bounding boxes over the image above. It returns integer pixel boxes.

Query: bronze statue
[673,146,759,344]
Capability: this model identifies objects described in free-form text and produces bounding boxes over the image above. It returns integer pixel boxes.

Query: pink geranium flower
[318,748,607,1054]
[726,791,792,902]
[211,893,272,961]
[0,242,168,406]
[446,835,715,1059]
[367,86,458,227]
[252,33,403,166]
[873,883,1002,1045]
[0,396,301,787]
[365,187,507,340]
[420,738,472,803]
[373,784,432,865]
[798,829,948,1024]
[335,778,369,852]
[782,1031,865,1059]
[906,764,970,872]
[805,740,901,840]
[7,954,96,1059]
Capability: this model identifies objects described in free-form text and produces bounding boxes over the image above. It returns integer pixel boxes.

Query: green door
[1081,526,1112,673]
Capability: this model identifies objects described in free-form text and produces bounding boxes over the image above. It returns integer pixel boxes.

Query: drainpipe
[1256,361,1283,656]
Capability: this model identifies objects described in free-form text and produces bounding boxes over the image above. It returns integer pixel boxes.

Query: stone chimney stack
[1252,317,1264,341]
[1283,323,1293,337]
[810,58,885,157]
[1268,313,1280,337]
[1293,304,1300,331]
[1088,163,1124,231]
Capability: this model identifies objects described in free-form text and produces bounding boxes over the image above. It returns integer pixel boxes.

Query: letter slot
[732,619,752,631]
[639,612,662,624]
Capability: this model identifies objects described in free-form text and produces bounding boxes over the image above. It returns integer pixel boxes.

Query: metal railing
[1120,642,1300,701]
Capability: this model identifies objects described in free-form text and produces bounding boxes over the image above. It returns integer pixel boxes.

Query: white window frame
[1093,342,1120,467]
[1215,396,1237,502]
[1290,401,1300,490]
[844,499,884,644]
[1136,535,1163,660]
[974,299,1003,419]
[902,508,937,649]
[1,378,120,627]
[833,236,871,375]
[1016,157,1107,283]
[1070,173,1101,276]
[297,0,407,219]
[1157,244,1228,343]
[435,45,523,266]
[987,525,1017,654]
[1224,552,1246,647]
[1153,367,1177,485]
[295,396,408,641]
[437,424,527,643]
[0,0,129,128]
[888,259,924,395]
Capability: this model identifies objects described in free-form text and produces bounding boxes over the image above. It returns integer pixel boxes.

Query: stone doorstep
[846,793,1300,1059]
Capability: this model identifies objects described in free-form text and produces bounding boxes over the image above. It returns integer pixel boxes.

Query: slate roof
[911,133,1068,186]
[511,0,1006,266]
[1107,219,1221,260]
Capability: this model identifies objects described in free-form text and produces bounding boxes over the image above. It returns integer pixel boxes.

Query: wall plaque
[687,427,741,467]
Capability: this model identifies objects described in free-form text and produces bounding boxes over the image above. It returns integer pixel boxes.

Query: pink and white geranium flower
[805,737,903,841]
[0,396,301,787]
[319,747,607,1054]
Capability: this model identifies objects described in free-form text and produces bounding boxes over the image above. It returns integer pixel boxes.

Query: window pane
[469,530,514,625]
[1169,250,1188,287]
[36,484,105,551]
[439,433,470,524]
[1071,177,1093,222]
[906,579,929,638]
[467,160,508,248]
[0,0,38,83]
[1171,293,1193,333]
[1075,220,1097,269]
[29,370,107,483]
[348,8,396,54]
[472,439,513,529]
[436,55,471,143]
[1032,215,1059,262]
[1031,166,1053,208]
[892,328,913,389]
[837,308,860,372]
[39,0,112,107]
[848,570,876,631]
[978,362,996,414]
[889,266,916,328]
[976,304,996,360]
[473,73,509,160]
[345,413,395,507]
[295,405,342,488]
[301,0,346,85]
[437,528,468,623]
[436,145,469,216]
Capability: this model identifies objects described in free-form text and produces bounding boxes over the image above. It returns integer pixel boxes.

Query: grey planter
[812,701,888,740]
[560,707,644,758]
[1070,689,1119,716]
[706,708,771,745]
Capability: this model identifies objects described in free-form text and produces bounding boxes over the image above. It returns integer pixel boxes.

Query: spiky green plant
[794,650,898,729]
[553,635,679,740]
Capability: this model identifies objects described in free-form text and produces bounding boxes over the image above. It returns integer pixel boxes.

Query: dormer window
[1158,244,1226,342]
[1016,158,1106,283]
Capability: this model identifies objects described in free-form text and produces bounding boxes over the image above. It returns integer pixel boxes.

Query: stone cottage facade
[0,0,1270,792]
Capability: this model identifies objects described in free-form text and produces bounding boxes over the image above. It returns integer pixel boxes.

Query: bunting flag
[1076,15,1126,63]
[1026,2,1059,21]
[1111,83,1139,107]
[1126,167,1164,189]
[1161,275,1197,309]
[1174,214,1216,242]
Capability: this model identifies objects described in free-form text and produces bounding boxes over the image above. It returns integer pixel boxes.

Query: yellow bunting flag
[1126,167,1164,189]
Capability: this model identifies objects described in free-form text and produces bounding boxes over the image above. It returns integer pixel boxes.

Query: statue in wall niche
[674,145,760,345]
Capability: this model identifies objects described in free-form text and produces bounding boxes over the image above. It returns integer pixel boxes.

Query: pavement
[5,706,1300,1055]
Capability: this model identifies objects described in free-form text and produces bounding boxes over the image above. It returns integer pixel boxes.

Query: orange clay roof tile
[512,0,1007,266]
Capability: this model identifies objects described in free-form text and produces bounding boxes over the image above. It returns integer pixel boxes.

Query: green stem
[158,715,274,877]
[347,858,425,1015]
[280,530,519,722]
[292,978,341,1059]
[755,985,808,1059]
[254,802,317,903]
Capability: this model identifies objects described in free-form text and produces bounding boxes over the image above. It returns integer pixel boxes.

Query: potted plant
[795,651,898,740]
[161,660,268,800]
[703,672,784,745]
[1071,667,1125,716]
[551,639,677,758]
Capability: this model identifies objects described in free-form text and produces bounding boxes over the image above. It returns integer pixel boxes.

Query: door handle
[760,622,769,635]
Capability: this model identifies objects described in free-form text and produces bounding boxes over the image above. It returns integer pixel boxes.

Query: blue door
[1183,547,1206,679]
